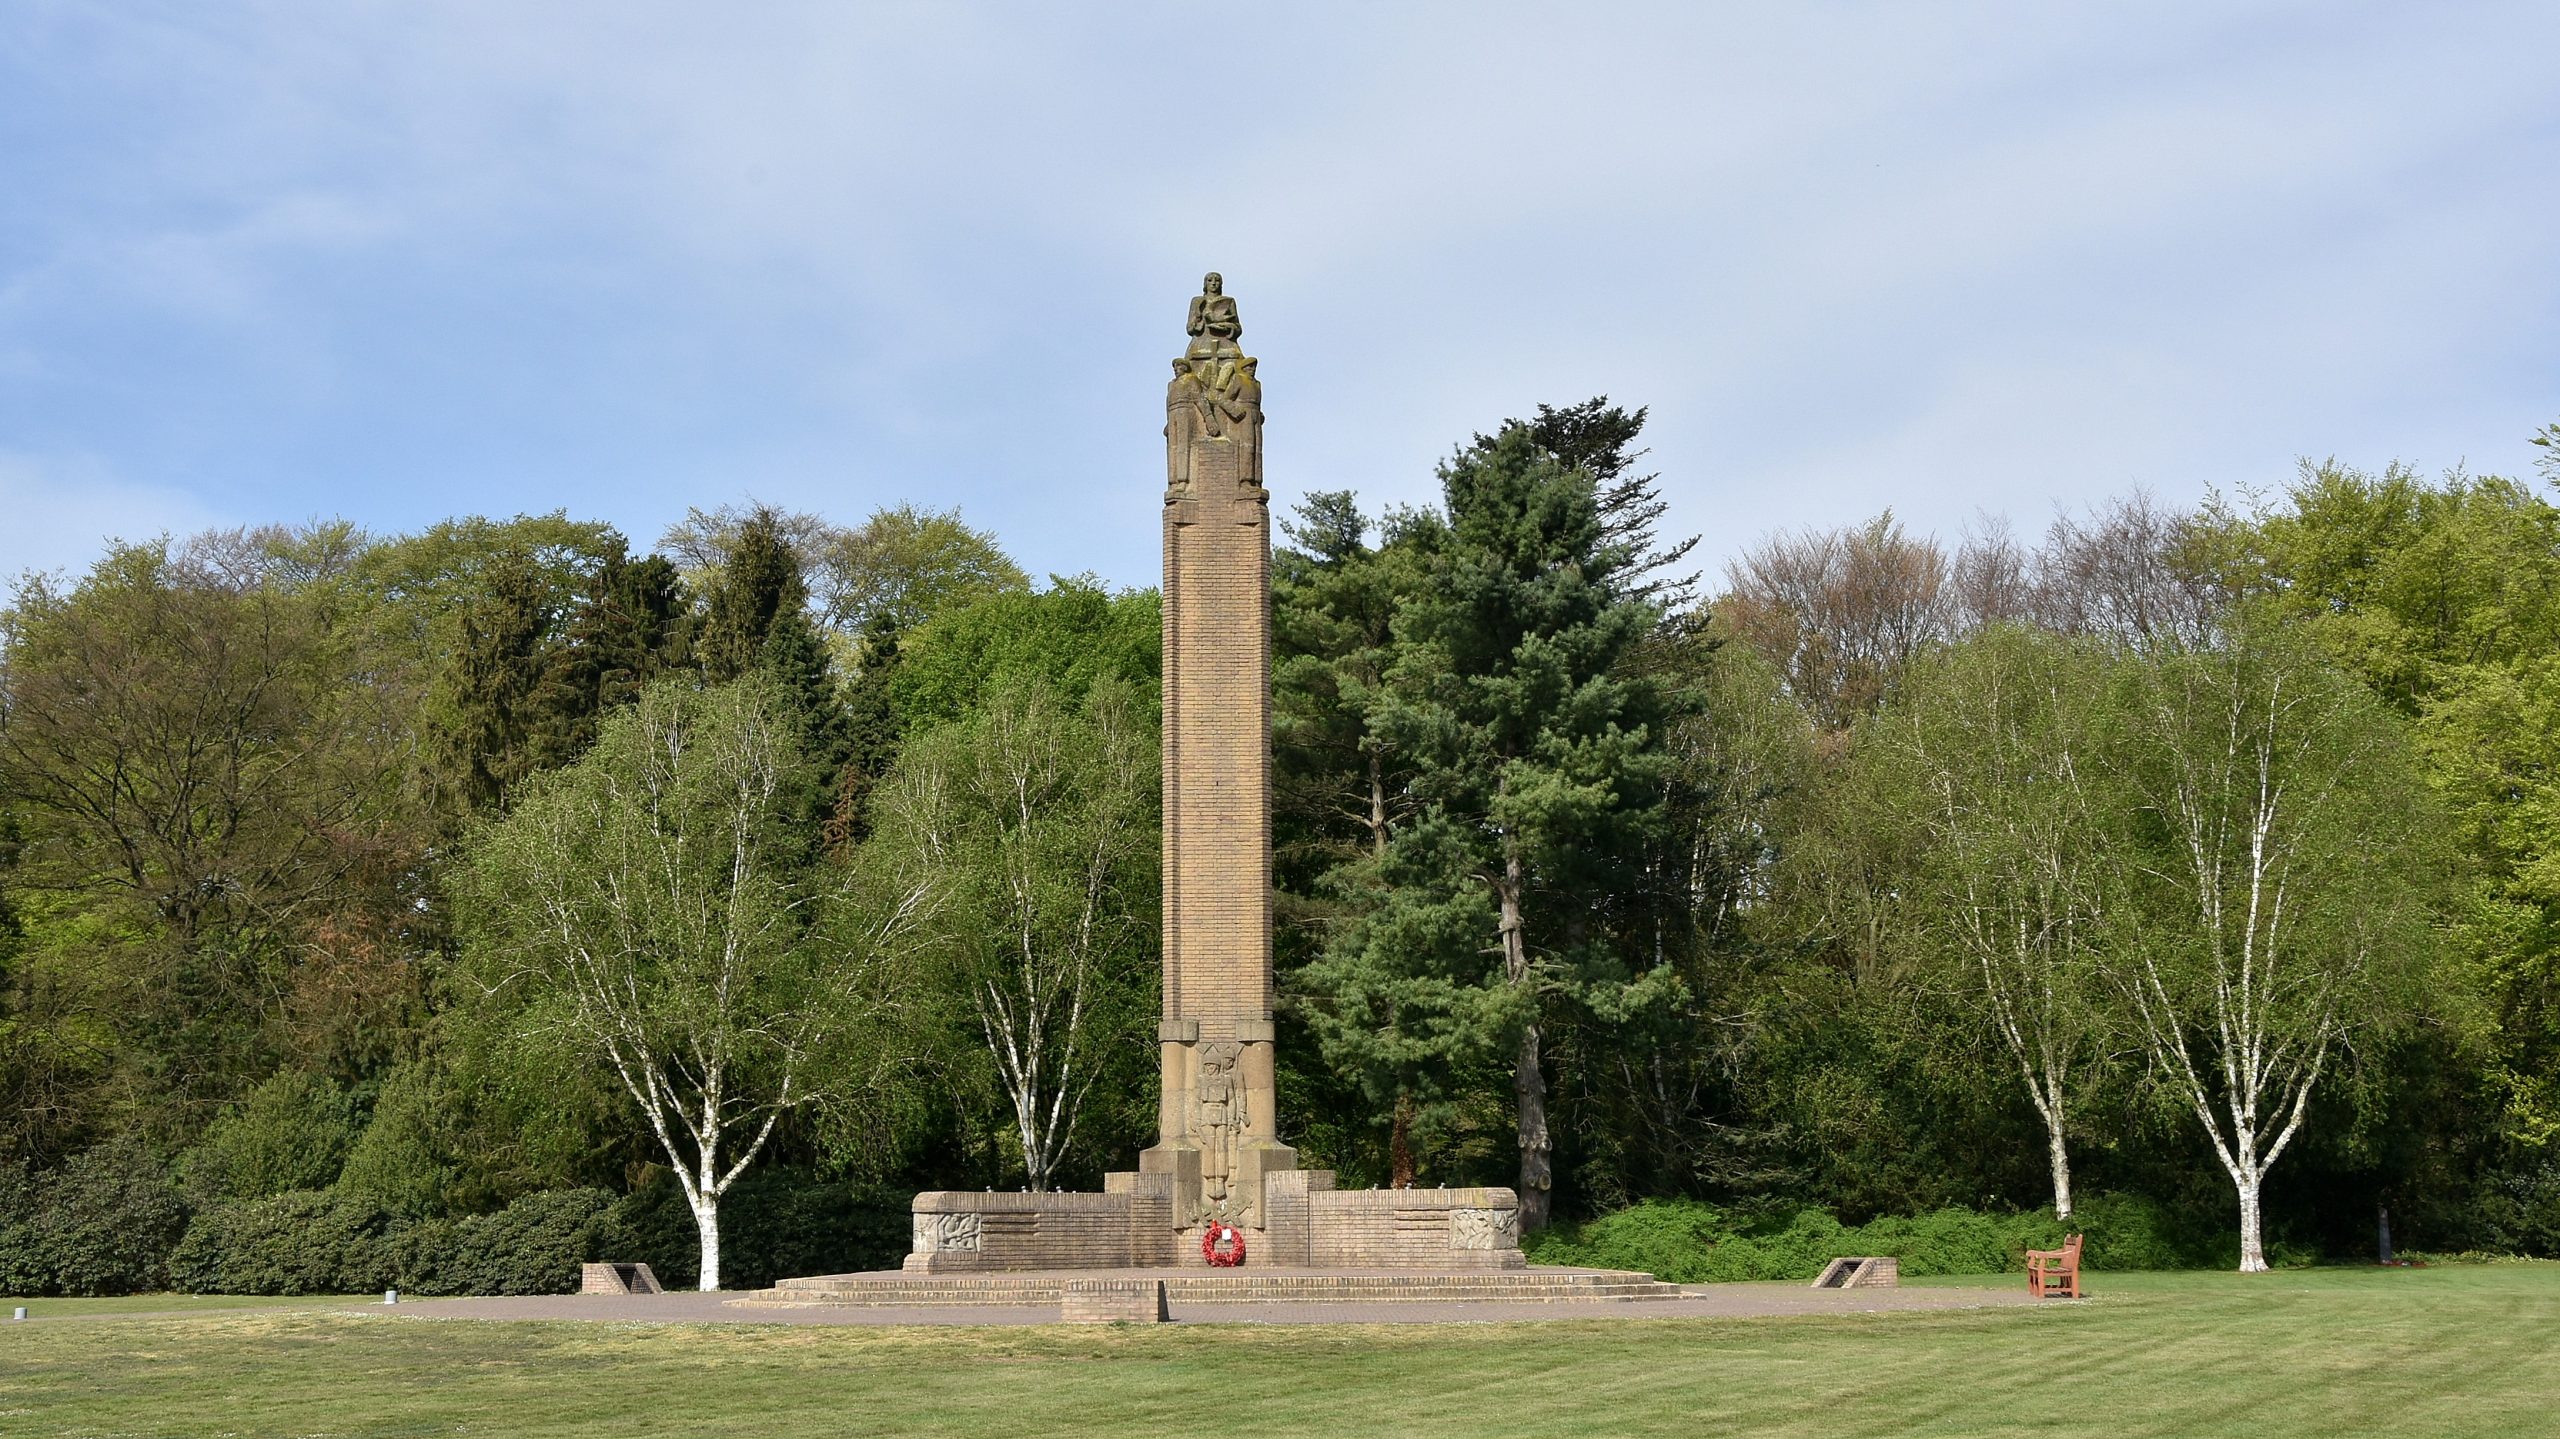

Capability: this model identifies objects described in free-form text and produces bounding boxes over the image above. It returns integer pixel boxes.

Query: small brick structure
[1810,1257,1899,1289]
[581,1262,664,1295]
[1060,1278,1170,1324]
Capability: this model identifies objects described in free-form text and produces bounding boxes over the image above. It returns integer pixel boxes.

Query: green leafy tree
[815,504,1031,634]
[2103,619,2444,1270]
[1860,625,2119,1218]
[458,677,854,1289]
[0,538,418,1140]
[2248,460,2560,1156]
[858,678,1159,1191]
[889,579,1160,731]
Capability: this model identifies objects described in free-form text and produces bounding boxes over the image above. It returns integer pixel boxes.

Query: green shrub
[179,1071,359,1204]
[600,1170,910,1290]
[171,1188,616,1296]
[0,1158,45,1294]
[2473,1161,2560,1257]
[419,1189,614,1296]
[333,1065,457,1218]
[1526,1194,2256,1280]
[0,1139,191,1296]
[2068,1192,2221,1271]
[168,1191,398,1295]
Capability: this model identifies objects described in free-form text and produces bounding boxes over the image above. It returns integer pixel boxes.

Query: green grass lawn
[4,1267,2554,1438]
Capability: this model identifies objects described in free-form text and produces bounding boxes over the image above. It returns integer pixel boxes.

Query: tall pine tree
[1349,424,1672,1227]
[525,539,689,772]
[696,505,851,846]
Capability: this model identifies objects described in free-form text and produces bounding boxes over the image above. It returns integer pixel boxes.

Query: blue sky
[4,2,2555,594]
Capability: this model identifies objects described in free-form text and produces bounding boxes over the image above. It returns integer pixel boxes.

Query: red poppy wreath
[1201,1222,1246,1267]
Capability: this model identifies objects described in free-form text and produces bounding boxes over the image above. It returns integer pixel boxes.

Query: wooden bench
[2026,1234,2082,1298]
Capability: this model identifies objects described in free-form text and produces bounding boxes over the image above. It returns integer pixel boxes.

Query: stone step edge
[732,1280,1689,1305]
[731,1286,1684,1308]
[762,1281,1669,1294]
[766,1270,1660,1291]
[742,1290,1679,1300]
[754,1279,1676,1296]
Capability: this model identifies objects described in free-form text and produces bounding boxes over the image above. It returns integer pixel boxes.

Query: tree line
[3,414,2556,1291]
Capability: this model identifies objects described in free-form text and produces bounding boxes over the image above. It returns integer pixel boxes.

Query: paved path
[333,1282,2047,1327]
[14,1282,2052,1328]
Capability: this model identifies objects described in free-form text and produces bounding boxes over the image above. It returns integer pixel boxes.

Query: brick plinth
[1061,1278,1170,1323]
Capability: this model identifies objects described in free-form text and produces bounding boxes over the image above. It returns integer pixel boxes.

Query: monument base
[902,1172,1526,1272]
[737,1265,1680,1312]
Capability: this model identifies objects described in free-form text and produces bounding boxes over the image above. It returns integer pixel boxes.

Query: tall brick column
[1138,273,1297,1231]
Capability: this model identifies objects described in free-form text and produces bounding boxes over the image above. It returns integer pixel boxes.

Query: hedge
[1522,1194,2318,1279]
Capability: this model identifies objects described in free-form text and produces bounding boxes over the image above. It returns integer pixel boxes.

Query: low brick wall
[1307,1186,1527,1271]
[905,1191,1134,1273]
[906,1178,1527,1272]
[1811,1256,1900,1289]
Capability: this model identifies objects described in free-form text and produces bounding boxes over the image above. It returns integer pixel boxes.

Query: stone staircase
[735,1267,1683,1309]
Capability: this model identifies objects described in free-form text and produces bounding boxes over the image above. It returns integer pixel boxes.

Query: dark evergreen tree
[824,611,908,852]
[1330,424,1674,1228]
[1272,492,1434,1185]
[525,540,690,772]
[689,505,854,847]
[756,603,853,829]
[1513,397,1698,606]
[698,507,805,684]
[430,548,559,820]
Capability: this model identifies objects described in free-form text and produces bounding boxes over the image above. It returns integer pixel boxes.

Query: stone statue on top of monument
[1184,271,1242,358]
[1168,274,1262,494]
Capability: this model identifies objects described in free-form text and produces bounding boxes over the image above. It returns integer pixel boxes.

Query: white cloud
[0,451,227,586]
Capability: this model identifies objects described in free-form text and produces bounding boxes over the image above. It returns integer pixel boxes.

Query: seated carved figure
[1185,271,1242,359]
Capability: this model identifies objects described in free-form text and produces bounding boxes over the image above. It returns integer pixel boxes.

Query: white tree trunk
[692,1189,723,1291]
[2235,1173,2266,1273]
[2045,1112,2074,1222]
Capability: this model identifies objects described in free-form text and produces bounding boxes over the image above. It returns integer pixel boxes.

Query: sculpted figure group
[1167,272,1262,491]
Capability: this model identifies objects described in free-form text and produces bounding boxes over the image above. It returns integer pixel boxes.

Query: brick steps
[734,1268,1684,1309]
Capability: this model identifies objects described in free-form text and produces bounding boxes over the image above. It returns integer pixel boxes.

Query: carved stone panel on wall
[913,1212,985,1254]
[1449,1208,1521,1251]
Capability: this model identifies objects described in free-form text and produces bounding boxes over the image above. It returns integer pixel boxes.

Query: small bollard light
[383,1289,399,1306]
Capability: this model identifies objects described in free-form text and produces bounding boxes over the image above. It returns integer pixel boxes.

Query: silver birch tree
[1872,626,2117,1220]
[463,677,845,1290]
[862,677,1156,1190]
[2105,622,2438,1271]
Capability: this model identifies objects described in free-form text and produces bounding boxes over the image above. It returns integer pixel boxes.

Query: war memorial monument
[745,278,1694,1312]
[902,272,1528,1273]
